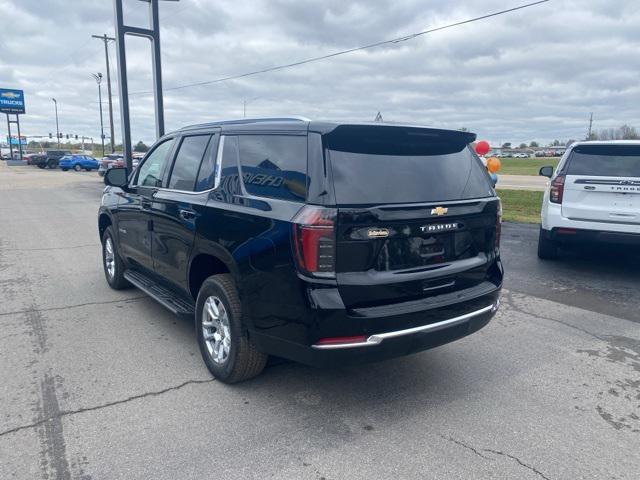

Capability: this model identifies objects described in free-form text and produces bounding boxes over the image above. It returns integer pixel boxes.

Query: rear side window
[168,135,211,191]
[238,135,307,201]
[325,126,493,205]
[565,145,640,177]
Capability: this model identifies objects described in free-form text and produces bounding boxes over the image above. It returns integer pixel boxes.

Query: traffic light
[49,133,52,139]
[66,134,69,139]
[75,135,78,140]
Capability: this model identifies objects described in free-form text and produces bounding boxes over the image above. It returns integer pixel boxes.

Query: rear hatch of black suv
[324,124,502,313]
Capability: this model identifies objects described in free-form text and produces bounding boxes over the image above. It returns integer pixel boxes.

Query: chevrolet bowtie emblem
[431,206,448,216]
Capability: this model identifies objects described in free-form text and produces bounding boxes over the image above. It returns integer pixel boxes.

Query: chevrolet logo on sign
[0,92,20,99]
[431,206,448,216]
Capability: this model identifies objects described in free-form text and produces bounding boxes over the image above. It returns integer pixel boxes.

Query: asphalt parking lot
[1,165,639,480]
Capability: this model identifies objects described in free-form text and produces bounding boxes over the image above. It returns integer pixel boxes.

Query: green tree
[529,141,539,148]
[134,141,149,152]
[501,142,511,149]
[519,143,527,149]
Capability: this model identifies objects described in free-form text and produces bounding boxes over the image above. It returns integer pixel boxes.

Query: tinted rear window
[238,135,307,201]
[566,145,640,177]
[325,127,493,204]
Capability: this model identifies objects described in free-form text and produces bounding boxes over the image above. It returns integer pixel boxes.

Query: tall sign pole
[92,34,117,153]
[113,0,171,170]
[1,88,26,161]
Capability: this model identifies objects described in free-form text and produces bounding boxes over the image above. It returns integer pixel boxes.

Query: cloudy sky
[1,0,638,147]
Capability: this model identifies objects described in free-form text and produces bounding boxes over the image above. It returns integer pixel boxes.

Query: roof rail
[181,116,311,131]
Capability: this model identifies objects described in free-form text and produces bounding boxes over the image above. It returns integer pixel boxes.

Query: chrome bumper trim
[312,301,499,350]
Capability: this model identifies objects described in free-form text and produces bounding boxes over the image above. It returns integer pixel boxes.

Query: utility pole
[92,72,106,156]
[52,98,60,148]
[243,97,260,117]
[587,112,594,140]
[92,34,116,153]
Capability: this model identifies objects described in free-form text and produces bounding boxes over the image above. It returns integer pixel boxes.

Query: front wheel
[196,274,267,383]
[537,227,559,260]
[102,226,131,289]
[74,164,82,172]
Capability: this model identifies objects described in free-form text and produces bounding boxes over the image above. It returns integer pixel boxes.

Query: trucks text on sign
[0,88,26,114]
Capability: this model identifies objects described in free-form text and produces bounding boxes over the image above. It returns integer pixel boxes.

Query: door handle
[179,209,196,220]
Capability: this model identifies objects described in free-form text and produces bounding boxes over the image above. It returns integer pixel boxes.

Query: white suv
[538,140,640,259]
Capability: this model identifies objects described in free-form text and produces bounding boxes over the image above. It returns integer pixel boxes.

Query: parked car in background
[538,140,640,259]
[24,153,47,165]
[99,153,142,176]
[59,154,99,171]
[98,154,124,176]
[512,152,530,158]
[98,118,503,382]
[35,150,72,169]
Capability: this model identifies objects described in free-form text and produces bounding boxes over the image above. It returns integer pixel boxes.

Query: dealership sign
[7,135,27,146]
[0,88,26,114]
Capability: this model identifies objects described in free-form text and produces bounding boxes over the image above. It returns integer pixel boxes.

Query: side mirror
[539,166,554,178]
[104,167,129,188]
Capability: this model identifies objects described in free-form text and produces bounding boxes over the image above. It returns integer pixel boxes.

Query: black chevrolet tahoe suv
[99,118,503,383]
[36,149,72,169]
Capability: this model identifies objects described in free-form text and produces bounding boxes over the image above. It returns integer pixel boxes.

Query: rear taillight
[292,205,337,278]
[550,175,565,204]
[496,198,502,249]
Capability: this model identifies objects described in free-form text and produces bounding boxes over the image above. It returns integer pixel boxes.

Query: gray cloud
[0,0,638,147]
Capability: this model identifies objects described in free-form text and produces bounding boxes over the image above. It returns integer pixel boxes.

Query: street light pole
[243,97,261,117]
[52,98,60,148]
[92,34,117,153]
[92,73,106,156]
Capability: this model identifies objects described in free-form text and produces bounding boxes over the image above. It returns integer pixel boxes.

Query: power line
[130,0,550,96]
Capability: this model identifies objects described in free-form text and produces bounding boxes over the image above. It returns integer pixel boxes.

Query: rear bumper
[251,285,501,368]
[544,227,640,246]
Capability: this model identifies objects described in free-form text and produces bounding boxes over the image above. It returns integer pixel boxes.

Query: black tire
[74,164,82,172]
[37,163,46,169]
[101,226,131,289]
[537,227,559,260]
[47,160,56,169]
[196,274,267,383]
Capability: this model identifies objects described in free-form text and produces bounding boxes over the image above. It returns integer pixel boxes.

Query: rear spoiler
[323,124,477,156]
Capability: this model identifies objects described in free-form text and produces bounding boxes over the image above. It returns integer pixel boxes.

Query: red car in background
[98,153,143,176]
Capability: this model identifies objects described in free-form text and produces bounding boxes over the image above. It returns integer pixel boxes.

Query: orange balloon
[486,157,501,173]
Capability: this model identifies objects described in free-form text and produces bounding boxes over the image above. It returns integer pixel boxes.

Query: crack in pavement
[483,449,552,480]
[438,434,490,459]
[0,296,148,317]
[441,435,552,480]
[0,379,215,439]
[502,290,605,341]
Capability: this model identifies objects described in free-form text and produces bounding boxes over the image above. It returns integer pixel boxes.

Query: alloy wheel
[104,237,115,279]
[202,296,231,364]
